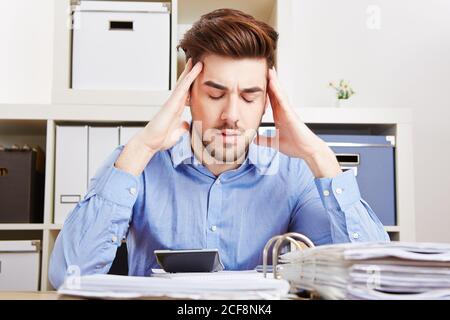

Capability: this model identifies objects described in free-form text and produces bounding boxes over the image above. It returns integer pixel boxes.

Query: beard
[189,111,264,165]
[199,114,264,164]
[203,134,248,164]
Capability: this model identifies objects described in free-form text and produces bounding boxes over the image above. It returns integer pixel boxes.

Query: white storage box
[72,1,171,90]
[0,240,41,291]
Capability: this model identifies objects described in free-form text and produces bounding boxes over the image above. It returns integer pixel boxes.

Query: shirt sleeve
[48,145,141,289]
[289,164,390,245]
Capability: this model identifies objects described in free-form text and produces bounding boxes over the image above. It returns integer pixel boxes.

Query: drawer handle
[0,168,7,177]
[336,153,360,165]
[109,21,134,31]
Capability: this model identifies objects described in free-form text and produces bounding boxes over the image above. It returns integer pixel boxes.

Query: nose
[220,94,240,126]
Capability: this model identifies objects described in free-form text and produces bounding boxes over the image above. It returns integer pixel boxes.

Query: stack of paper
[278,242,450,300]
[58,271,290,300]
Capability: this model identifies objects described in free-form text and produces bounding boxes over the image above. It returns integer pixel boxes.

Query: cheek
[190,95,222,124]
[239,101,265,126]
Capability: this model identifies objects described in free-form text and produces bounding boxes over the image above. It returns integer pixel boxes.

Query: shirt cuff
[94,165,140,208]
[314,169,361,211]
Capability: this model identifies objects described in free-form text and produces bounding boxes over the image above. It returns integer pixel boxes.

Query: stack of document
[278,242,450,300]
[58,271,290,300]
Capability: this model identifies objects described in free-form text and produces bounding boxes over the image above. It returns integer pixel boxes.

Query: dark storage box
[0,149,45,223]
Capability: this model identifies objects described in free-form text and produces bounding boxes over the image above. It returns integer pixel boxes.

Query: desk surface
[0,292,80,300]
[0,291,309,300]
[0,292,187,300]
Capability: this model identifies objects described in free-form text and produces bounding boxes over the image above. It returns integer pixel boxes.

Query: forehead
[198,54,267,89]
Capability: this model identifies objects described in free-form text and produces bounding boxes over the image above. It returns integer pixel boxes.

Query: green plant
[329,79,355,99]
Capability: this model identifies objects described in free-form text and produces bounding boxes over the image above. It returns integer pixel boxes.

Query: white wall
[291,0,450,242]
[0,0,54,104]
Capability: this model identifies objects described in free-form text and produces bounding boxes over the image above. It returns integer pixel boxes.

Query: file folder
[88,127,119,181]
[54,125,88,224]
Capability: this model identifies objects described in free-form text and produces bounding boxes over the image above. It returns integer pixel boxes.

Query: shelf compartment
[0,120,47,224]
[53,0,177,106]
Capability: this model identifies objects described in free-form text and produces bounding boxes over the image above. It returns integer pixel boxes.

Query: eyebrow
[203,80,264,93]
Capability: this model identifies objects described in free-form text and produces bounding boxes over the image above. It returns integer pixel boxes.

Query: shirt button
[352,232,359,239]
[210,225,217,232]
[129,187,137,195]
[216,178,221,185]
[323,190,330,196]
[111,235,118,243]
[335,187,343,194]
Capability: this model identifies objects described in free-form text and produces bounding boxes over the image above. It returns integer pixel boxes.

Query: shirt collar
[169,127,278,172]
[169,130,198,167]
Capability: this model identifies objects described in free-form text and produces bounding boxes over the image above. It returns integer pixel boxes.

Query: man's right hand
[115,58,203,176]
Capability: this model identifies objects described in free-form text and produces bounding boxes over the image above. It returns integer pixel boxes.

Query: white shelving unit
[0,0,415,291]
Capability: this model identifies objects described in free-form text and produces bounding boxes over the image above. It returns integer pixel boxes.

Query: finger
[267,71,281,110]
[164,61,202,116]
[169,120,190,143]
[172,61,203,102]
[268,68,290,110]
[176,58,192,86]
[267,86,283,116]
[180,61,203,91]
[267,87,277,109]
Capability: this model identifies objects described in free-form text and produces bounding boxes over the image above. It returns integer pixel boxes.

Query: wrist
[115,138,156,176]
[304,145,342,178]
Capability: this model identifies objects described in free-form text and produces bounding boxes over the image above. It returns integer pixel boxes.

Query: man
[49,9,388,289]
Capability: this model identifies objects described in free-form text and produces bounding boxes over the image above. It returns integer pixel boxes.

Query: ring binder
[262,232,316,299]
[262,232,315,279]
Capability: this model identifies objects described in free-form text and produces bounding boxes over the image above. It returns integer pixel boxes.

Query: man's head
[177,9,278,164]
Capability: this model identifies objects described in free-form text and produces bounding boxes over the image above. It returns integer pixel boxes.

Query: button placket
[206,179,222,248]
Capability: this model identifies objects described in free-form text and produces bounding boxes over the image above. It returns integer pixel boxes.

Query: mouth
[219,129,240,145]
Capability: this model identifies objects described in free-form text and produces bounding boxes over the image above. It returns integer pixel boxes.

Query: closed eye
[209,95,224,100]
[208,94,255,103]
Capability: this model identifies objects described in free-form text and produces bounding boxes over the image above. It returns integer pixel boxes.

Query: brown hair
[177,8,278,69]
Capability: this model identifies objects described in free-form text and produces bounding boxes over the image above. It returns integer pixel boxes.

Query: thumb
[169,121,190,143]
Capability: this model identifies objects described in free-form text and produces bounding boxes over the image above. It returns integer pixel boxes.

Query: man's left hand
[255,67,342,178]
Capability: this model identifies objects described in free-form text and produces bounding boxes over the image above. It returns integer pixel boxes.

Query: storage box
[72,1,171,90]
[319,134,396,226]
[0,148,45,223]
[54,125,88,224]
[258,127,396,226]
[0,241,41,291]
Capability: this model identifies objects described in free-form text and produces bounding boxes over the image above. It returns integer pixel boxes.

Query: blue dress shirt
[49,131,389,288]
